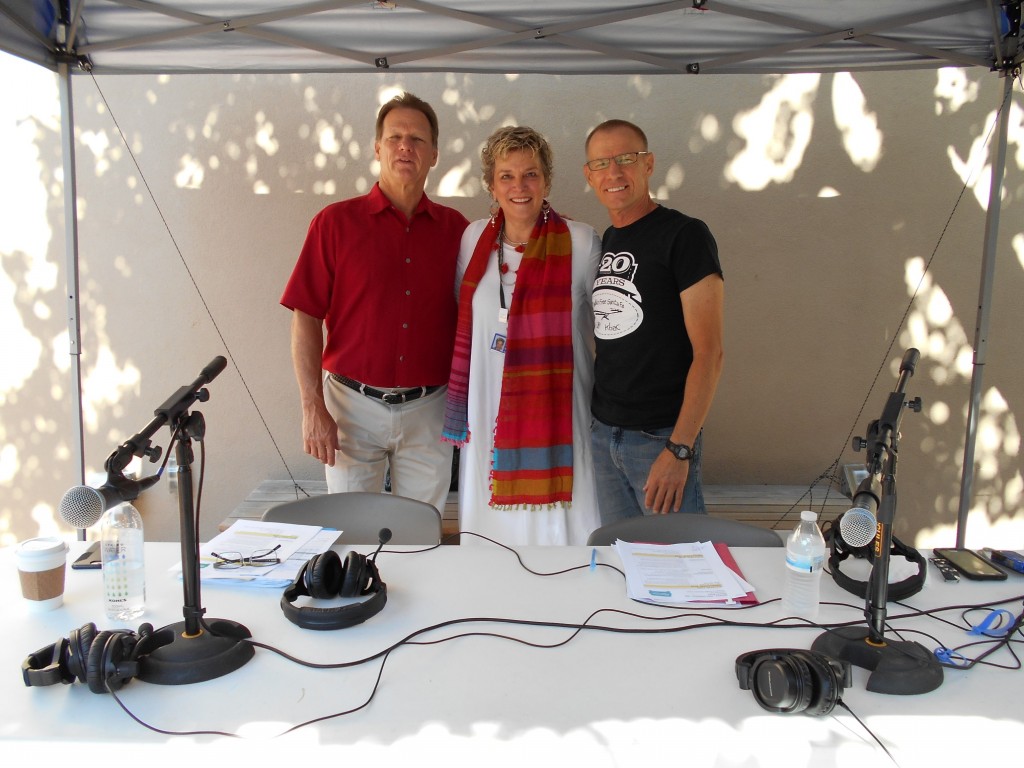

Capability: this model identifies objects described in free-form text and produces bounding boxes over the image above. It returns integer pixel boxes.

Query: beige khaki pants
[323,374,452,514]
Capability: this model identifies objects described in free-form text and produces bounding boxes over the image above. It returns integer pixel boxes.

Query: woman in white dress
[443,126,600,545]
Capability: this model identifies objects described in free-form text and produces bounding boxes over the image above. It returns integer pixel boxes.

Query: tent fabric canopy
[1,1,1020,77]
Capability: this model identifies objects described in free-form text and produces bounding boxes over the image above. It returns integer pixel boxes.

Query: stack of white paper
[613,539,756,607]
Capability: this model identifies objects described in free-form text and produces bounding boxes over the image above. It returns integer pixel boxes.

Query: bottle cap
[799,510,817,521]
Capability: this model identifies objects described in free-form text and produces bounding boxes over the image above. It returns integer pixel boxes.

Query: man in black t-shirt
[583,120,724,523]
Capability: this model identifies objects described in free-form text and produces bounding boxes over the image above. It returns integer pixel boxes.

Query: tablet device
[70,541,102,570]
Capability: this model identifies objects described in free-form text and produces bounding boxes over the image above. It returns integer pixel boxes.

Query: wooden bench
[219,479,848,540]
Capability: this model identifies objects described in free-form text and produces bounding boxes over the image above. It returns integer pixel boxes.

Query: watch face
[667,441,691,460]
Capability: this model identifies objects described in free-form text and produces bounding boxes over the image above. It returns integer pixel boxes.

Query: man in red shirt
[281,93,468,514]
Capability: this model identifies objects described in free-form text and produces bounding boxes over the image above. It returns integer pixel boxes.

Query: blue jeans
[590,417,706,526]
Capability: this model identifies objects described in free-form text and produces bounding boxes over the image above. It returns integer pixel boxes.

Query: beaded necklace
[496,226,527,323]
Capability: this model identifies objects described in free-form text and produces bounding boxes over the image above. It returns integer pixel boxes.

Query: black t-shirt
[592,205,722,429]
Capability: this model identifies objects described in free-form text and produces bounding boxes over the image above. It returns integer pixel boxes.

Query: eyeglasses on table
[210,544,282,569]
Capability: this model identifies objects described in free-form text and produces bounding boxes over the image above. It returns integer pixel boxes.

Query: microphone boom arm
[857,348,922,641]
[813,348,942,695]
[102,356,228,479]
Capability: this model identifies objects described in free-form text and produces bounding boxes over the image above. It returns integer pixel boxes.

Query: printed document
[613,539,756,606]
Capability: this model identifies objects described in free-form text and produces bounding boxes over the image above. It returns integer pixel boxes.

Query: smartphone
[986,549,1024,574]
[932,547,1007,581]
[71,541,102,570]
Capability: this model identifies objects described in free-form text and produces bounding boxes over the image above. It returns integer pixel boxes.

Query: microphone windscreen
[839,506,877,549]
[58,486,105,528]
[378,528,393,545]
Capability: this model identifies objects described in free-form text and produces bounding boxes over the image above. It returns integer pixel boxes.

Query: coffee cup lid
[17,537,69,560]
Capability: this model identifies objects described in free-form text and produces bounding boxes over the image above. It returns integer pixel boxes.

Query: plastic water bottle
[100,502,146,621]
[782,510,826,619]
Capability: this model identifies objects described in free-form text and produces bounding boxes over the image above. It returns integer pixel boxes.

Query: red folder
[705,541,759,606]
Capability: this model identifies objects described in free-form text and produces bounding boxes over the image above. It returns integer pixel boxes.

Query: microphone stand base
[137,618,254,686]
[812,626,943,695]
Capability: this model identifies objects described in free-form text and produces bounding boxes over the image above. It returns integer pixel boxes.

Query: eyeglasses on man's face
[210,544,282,569]
[584,151,651,172]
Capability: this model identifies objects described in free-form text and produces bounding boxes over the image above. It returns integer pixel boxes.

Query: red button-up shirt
[281,184,468,387]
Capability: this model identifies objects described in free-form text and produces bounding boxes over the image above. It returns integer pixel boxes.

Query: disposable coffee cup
[16,537,69,611]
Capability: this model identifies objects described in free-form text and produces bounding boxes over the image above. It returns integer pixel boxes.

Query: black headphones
[22,621,164,693]
[280,530,390,631]
[735,648,852,716]
[824,512,926,601]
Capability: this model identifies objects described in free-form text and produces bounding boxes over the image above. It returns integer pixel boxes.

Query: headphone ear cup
[66,622,98,683]
[85,630,137,694]
[758,654,815,714]
[340,551,368,598]
[306,551,342,599]
[792,651,841,716]
[85,630,115,693]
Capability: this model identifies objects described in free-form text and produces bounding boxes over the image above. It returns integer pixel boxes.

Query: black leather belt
[330,373,442,405]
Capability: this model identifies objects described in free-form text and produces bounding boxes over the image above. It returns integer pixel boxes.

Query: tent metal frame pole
[58,59,87,540]
[955,73,1013,547]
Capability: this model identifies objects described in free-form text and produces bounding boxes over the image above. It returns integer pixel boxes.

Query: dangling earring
[541,200,550,224]
[489,198,500,227]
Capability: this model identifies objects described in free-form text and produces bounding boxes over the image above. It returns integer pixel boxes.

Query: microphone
[839,477,881,550]
[839,507,876,549]
[59,473,161,529]
[371,528,392,563]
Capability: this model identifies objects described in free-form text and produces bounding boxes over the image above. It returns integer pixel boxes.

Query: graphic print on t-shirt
[593,250,643,339]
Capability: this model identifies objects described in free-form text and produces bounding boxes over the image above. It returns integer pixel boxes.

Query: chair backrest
[586,514,784,547]
[261,492,442,545]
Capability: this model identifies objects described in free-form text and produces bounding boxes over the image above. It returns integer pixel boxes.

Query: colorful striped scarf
[442,206,574,508]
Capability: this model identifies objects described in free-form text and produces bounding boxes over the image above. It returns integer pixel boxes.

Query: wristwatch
[664,439,693,461]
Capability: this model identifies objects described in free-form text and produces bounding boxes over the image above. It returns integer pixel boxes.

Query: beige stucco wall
[2,53,1022,549]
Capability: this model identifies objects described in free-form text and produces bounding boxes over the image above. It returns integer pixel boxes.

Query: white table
[2,540,1022,767]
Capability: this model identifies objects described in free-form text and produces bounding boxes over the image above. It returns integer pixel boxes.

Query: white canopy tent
[0,1,1016,75]
[1,1,1021,543]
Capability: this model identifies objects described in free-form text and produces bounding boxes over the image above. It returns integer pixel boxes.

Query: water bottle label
[101,528,145,620]
[786,553,824,573]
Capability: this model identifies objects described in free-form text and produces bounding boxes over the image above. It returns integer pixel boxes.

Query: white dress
[456,217,601,546]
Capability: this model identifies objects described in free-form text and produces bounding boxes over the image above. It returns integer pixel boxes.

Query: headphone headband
[22,639,71,687]
[826,513,926,601]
